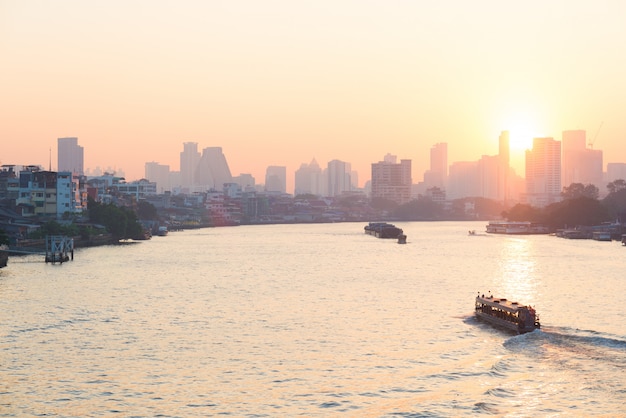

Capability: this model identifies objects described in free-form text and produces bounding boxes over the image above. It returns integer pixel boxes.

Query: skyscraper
[327,160,352,197]
[562,130,603,188]
[57,137,84,175]
[294,159,323,196]
[145,162,171,193]
[525,137,561,207]
[180,142,200,189]
[195,147,233,191]
[371,156,412,205]
[265,166,287,193]
[423,143,447,189]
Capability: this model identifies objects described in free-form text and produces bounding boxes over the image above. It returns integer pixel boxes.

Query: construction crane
[588,121,603,149]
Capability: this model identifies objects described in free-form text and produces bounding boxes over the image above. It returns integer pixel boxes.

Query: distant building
[370,156,412,205]
[145,161,171,193]
[195,147,233,191]
[562,130,603,188]
[524,137,561,207]
[606,163,626,183]
[294,159,323,196]
[58,137,84,175]
[180,142,201,190]
[327,159,352,197]
[265,166,287,193]
[232,174,256,192]
[423,143,447,189]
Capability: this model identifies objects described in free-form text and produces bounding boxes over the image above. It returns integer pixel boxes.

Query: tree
[602,188,626,220]
[137,200,158,220]
[544,197,610,228]
[561,183,599,200]
[502,204,542,222]
[606,179,626,194]
[87,197,144,240]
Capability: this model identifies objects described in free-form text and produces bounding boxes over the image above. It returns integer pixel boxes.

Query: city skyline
[3,1,626,189]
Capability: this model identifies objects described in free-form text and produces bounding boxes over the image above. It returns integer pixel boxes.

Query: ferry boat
[364,222,403,239]
[485,221,549,235]
[475,293,540,334]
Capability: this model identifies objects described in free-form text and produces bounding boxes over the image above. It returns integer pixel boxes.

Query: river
[1,222,625,416]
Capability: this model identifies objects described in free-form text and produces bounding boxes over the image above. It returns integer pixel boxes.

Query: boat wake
[503,326,626,368]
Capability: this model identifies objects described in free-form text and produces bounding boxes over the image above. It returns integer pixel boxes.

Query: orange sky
[2,1,626,191]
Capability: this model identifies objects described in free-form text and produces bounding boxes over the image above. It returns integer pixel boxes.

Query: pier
[44,235,74,264]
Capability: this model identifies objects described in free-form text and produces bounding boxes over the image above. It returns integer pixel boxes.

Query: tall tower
[525,137,561,207]
[327,160,351,197]
[57,137,84,175]
[180,142,201,189]
[424,143,447,189]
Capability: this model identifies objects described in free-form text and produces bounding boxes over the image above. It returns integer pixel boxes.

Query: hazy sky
[2,0,626,189]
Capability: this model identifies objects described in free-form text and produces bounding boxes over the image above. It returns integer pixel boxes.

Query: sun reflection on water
[493,237,539,303]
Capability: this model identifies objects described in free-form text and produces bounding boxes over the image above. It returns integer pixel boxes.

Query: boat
[364,222,403,239]
[157,226,168,236]
[468,230,476,235]
[475,293,540,334]
[485,221,549,235]
[592,231,611,241]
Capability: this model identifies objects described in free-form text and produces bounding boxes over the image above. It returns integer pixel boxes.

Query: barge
[364,222,403,239]
[475,293,540,334]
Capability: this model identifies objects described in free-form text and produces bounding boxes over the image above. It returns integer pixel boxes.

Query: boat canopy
[476,296,529,314]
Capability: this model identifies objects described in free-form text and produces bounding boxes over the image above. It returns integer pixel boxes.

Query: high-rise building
[57,137,84,175]
[561,130,602,188]
[294,159,323,196]
[265,166,286,193]
[145,162,171,193]
[371,156,412,204]
[327,160,352,197]
[180,142,201,189]
[606,163,626,183]
[524,137,561,207]
[423,143,447,189]
[195,147,233,191]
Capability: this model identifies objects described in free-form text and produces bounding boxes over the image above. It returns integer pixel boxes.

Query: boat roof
[476,296,531,313]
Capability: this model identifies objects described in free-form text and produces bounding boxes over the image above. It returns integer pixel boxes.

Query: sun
[503,112,540,151]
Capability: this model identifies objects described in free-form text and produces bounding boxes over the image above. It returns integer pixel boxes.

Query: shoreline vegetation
[2,181,626,263]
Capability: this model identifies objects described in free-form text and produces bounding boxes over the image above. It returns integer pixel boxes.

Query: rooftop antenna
[49,147,52,171]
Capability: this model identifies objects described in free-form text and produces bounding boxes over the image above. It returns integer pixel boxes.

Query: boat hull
[475,311,537,334]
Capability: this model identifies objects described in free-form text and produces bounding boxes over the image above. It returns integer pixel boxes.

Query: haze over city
[3,1,626,191]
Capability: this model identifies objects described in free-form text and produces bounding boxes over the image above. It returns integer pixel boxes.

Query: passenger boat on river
[475,293,540,334]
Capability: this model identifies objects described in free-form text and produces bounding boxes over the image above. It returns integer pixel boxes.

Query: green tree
[606,179,626,194]
[137,200,158,220]
[502,204,542,222]
[562,183,599,200]
[544,197,610,228]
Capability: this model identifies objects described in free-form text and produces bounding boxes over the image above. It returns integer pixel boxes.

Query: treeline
[87,197,145,240]
[382,180,626,228]
[504,180,626,229]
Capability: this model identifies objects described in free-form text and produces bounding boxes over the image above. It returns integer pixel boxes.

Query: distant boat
[475,293,540,334]
[157,226,168,236]
[364,222,403,239]
[486,221,549,235]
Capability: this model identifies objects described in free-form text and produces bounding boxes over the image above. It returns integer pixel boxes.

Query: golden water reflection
[494,237,539,304]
